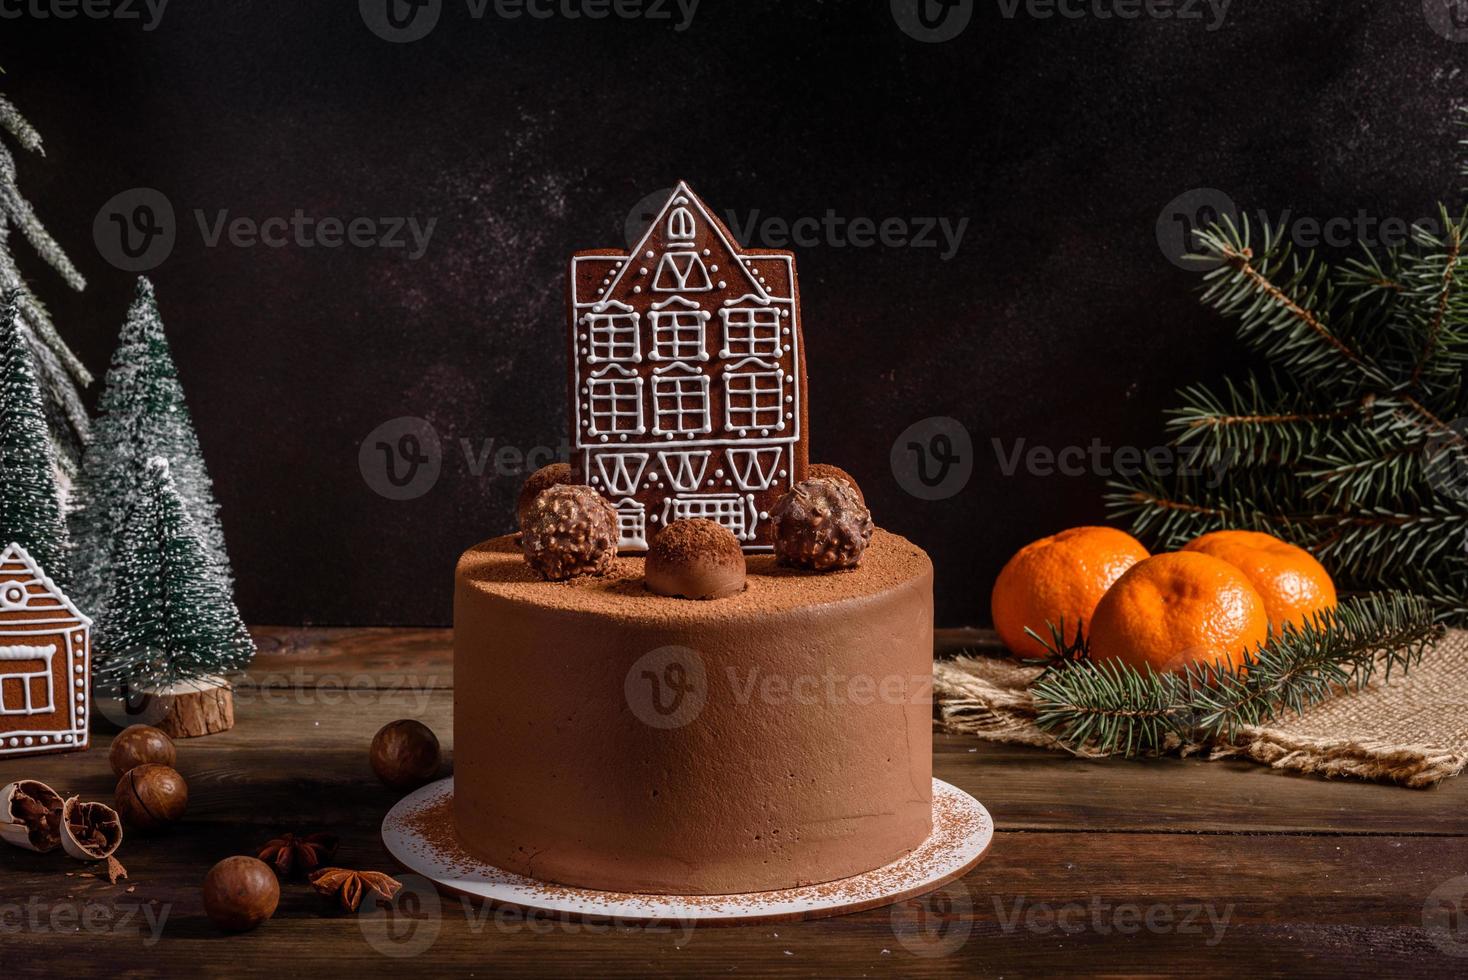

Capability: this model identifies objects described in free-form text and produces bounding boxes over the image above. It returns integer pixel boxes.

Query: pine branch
[0,94,42,155]
[1031,593,1443,757]
[1192,216,1389,391]
[1167,373,1356,467]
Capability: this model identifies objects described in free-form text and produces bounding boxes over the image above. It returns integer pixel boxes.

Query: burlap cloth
[933,629,1468,788]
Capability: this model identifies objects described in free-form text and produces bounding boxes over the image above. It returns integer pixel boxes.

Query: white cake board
[381,777,992,925]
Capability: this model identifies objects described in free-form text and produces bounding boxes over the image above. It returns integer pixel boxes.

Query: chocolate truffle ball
[516,462,574,526]
[520,484,620,580]
[770,478,875,572]
[807,463,865,505]
[645,519,747,600]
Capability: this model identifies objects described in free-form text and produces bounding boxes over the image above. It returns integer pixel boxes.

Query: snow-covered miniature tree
[0,291,71,582]
[96,457,252,691]
[0,93,91,479]
[72,277,232,621]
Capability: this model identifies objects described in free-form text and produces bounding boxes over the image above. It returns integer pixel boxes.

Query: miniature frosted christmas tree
[72,278,232,622]
[0,93,92,479]
[96,457,252,737]
[0,291,71,582]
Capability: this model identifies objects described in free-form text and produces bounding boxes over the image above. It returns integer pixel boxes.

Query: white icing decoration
[594,453,650,496]
[0,543,91,757]
[651,364,712,436]
[658,449,713,491]
[569,185,803,552]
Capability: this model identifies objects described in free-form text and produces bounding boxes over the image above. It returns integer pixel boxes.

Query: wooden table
[3,627,1465,977]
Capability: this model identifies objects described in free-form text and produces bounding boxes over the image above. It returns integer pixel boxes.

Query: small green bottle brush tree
[0,290,70,581]
[1030,138,1466,756]
[95,456,254,699]
[0,93,92,478]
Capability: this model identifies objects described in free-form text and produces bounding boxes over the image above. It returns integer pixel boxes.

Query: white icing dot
[717,281,727,289]
[645,250,655,259]
[639,267,648,275]
[23,737,33,746]
[633,286,642,294]
[599,434,609,443]
[759,511,769,520]
[702,248,711,256]
[709,264,718,272]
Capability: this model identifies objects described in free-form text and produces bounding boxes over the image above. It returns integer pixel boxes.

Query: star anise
[257,832,339,876]
[309,867,403,912]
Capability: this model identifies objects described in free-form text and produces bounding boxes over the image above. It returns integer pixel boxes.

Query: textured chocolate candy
[516,463,575,526]
[645,519,747,600]
[770,478,874,572]
[807,463,865,505]
[520,484,620,581]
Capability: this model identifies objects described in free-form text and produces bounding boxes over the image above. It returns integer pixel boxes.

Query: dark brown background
[2,0,1462,626]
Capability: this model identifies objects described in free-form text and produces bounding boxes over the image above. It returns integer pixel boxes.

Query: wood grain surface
[1,627,1464,978]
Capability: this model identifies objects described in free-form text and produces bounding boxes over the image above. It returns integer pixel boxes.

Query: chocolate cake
[452,530,934,894]
[451,184,935,896]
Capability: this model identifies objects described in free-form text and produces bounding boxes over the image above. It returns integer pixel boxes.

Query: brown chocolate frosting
[453,528,934,895]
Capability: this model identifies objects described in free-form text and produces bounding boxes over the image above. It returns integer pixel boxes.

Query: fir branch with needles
[1030,593,1443,757]
[1109,197,1468,625]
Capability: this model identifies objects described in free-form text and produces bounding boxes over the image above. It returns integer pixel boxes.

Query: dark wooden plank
[2,627,1462,977]
[2,829,1463,978]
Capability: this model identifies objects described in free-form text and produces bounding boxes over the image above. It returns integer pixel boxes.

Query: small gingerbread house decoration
[0,543,91,757]
[568,183,809,551]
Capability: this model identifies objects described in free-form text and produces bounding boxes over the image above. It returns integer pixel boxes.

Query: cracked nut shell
[60,797,124,860]
[0,780,64,853]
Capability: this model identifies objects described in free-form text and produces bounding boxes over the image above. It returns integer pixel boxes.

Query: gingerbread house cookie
[0,543,91,758]
[568,182,809,551]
